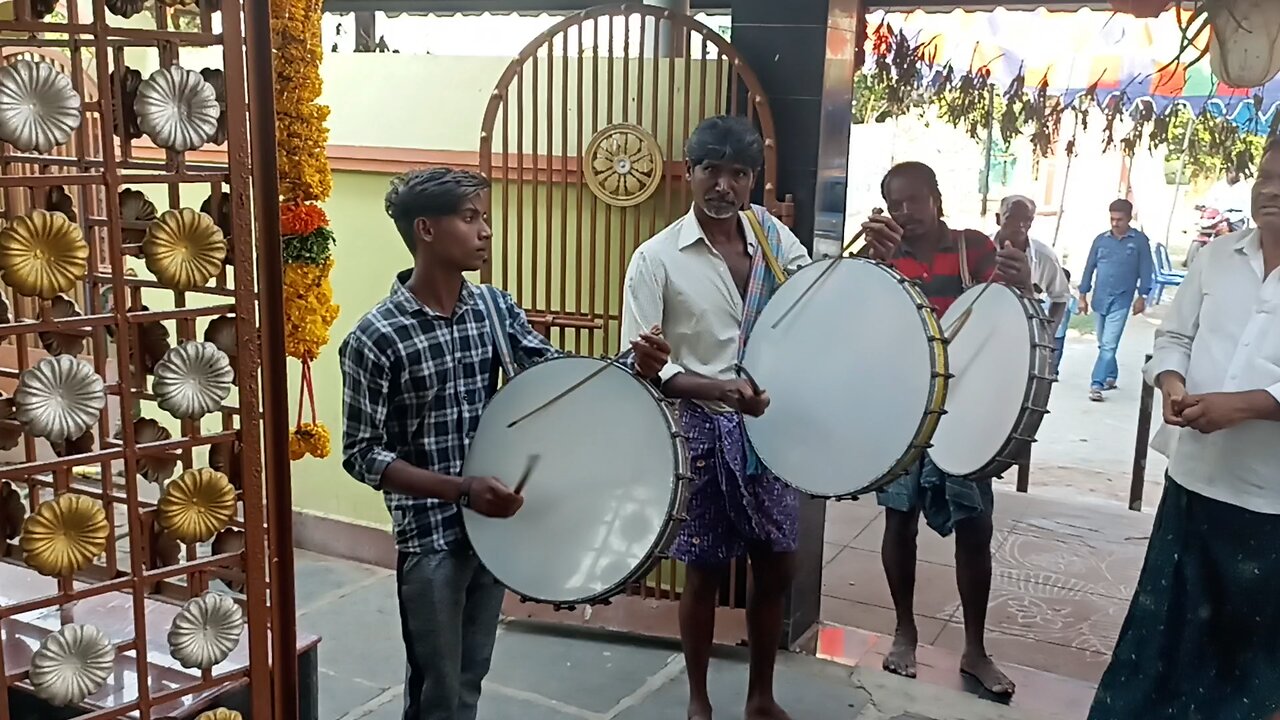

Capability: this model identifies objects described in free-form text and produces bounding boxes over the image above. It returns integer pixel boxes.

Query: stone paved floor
[298,278,1170,720]
[294,550,1037,720]
[816,487,1153,719]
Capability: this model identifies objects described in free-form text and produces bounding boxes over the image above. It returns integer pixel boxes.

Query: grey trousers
[396,546,506,720]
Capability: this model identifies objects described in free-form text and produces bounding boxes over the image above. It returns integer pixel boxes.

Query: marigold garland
[282,261,339,361]
[272,0,337,459]
[280,202,329,237]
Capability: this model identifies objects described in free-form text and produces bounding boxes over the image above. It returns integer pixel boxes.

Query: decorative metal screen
[0,2,293,719]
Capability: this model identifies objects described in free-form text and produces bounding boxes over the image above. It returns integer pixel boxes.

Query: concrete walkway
[296,551,1034,720]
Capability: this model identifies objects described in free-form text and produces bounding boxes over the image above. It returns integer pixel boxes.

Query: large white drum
[929,282,1055,478]
[741,258,949,497]
[461,356,688,606]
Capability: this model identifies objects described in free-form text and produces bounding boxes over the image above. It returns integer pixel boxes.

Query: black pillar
[730,0,864,649]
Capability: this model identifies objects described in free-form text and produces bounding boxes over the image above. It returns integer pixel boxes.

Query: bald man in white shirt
[1088,139,1280,719]
[996,194,1070,332]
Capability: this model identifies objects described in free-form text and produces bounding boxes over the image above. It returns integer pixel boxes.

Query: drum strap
[743,207,788,286]
[954,230,974,289]
[476,285,520,381]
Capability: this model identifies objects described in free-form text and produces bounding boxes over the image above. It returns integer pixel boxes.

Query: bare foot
[882,627,918,678]
[745,697,793,720]
[960,651,1016,696]
[688,698,712,720]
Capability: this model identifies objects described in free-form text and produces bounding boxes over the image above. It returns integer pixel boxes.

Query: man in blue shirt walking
[1077,199,1154,402]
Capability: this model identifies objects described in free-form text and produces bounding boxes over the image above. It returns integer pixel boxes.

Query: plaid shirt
[339,270,557,553]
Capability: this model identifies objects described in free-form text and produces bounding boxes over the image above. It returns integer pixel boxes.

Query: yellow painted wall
[97,49,725,531]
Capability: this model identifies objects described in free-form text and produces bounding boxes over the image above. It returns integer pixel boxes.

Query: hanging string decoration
[270,0,338,460]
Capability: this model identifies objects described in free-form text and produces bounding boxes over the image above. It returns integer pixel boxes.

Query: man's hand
[1078,293,1090,316]
[462,476,524,518]
[1132,296,1146,316]
[717,378,770,417]
[995,245,1033,292]
[1180,393,1253,434]
[1158,373,1194,426]
[1180,390,1280,433]
[860,211,903,261]
[630,325,671,379]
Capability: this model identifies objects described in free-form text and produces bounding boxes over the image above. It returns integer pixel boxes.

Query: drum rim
[461,354,691,607]
[929,284,1055,479]
[743,258,950,499]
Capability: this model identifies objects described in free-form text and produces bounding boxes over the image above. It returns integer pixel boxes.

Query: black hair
[1108,198,1134,216]
[685,115,764,171]
[1063,268,1072,283]
[880,161,945,217]
[384,168,490,253]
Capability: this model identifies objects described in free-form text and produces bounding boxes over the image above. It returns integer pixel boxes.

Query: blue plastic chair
[1151,243,1186,306]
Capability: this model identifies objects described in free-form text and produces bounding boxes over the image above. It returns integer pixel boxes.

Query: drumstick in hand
[508,330,664,429]
[769,226,870,331]
[513,454,541,495]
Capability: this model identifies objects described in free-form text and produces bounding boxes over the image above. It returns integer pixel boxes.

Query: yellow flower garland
[272,0,337,459]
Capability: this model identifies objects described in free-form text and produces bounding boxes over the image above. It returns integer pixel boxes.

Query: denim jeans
[397,546,506,720]
[1052,335,1066,377]
[1091,294,1131,390]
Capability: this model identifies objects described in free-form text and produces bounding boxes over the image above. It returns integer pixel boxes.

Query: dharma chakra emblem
[584,123,663,207]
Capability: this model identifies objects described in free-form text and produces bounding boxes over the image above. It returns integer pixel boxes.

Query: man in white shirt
[620,115,810,720]
[1088,140,1280,720]
[996,194,1070,333]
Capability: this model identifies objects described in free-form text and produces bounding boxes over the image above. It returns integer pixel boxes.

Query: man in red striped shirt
[859,161,1032,697]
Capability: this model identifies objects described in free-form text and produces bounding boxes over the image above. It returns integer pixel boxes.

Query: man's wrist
[1155,371,1186,393]
[455,476,473,506]
[1243,389,1280,422]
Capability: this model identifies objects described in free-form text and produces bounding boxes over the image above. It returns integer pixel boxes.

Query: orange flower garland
[272,0,338,460]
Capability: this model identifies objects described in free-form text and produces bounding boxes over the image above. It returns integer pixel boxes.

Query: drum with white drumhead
[741,257,949,497]
[461,356,689,607]
[928,282,1055,478]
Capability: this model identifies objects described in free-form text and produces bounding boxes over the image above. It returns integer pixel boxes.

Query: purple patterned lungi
[668,400,799,566]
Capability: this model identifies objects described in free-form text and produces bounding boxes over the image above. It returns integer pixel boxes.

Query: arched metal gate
[479,3,789,642]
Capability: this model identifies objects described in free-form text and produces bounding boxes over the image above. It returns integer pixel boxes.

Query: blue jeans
[1091,294,1131,390]
[397,546,506,720]
[1052,335,1066,377]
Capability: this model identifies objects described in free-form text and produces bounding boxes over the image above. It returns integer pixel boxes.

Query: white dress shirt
[1144,228,1280,514]
[1028,238,1071,305]
[620,207,810,410]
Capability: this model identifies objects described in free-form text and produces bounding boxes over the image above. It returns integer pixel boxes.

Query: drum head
[742,259,941,497]
[462,357,681,605]
[929,283,1033,477]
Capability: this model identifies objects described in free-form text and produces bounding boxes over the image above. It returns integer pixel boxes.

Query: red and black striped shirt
[887,225,998,316]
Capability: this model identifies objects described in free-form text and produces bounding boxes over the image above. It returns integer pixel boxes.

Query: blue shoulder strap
[476,284,519,380]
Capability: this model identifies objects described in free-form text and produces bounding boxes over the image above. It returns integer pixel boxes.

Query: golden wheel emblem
[584,123,664,208]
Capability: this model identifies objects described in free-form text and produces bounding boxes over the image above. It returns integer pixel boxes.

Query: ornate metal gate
[479,3,787,642]
[0,1,296,718]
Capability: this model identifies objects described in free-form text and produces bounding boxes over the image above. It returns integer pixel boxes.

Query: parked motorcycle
[1186,206,1245,267]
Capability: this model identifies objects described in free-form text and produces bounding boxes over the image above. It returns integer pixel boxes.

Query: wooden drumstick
[769,209,884,331]
[944,281,997,341]
[513,454,540,495]
[769,227,869,331]
[734,362,763,395]
[507,328,663,428]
